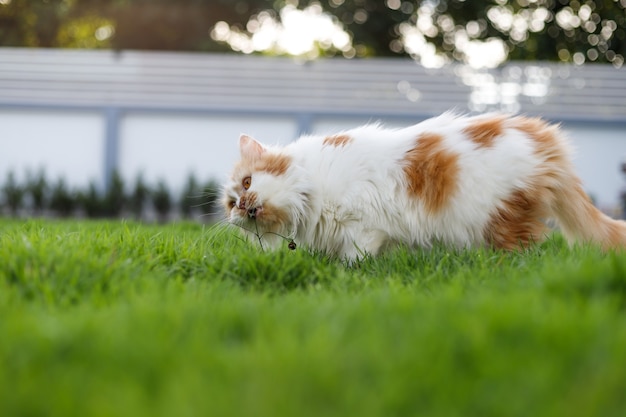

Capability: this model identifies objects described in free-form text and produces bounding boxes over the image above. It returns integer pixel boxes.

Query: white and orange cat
[222,113,626,260]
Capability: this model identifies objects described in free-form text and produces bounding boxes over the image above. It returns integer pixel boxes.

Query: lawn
[1,218,626,417]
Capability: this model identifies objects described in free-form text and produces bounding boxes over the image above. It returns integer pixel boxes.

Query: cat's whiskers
[253,217,265,252]
[229,219,297,252]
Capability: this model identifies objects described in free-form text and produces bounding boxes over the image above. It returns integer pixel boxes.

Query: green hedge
[0,170,220,222]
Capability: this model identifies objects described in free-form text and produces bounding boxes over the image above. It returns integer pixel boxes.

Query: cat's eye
[242,176,251,190]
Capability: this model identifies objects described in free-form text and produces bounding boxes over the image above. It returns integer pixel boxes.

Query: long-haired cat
[222,113,626,260]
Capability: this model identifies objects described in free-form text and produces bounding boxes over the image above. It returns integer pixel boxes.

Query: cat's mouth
[234,192,265,221]
[247,206,263,219]
[232,199,290,230]
[235,201,264,221]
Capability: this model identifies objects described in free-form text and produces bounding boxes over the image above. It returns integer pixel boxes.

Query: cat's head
[222,134,310,240]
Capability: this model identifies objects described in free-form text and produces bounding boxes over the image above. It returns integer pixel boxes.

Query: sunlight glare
[211,5,352,58]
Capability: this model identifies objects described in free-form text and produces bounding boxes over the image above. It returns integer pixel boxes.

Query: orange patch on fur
[254,153,292,176]
[513,116,555,145]
[483,118,560,249]
[512,116,571,200]
[512,116,565,165]
[464,116,505,149]
[483,188,548,250]
[256,202,290,229]
[403,133,459,214]
[239,191,258,209]
[323,134,353,148]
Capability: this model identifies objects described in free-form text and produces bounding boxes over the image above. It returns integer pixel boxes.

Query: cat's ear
[239,134,266,160]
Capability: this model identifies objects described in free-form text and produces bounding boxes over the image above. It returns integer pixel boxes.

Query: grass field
[1,218,626,417]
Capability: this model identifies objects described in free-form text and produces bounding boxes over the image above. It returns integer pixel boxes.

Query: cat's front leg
[340,229,389,262]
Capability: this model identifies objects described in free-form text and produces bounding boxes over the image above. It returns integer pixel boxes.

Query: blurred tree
[293,0,408,58]
[0,0,68,47]
[0,0,272,50]
[129,173,149,220]
[279,0,625,66]
[180,173,200,220]
[1,0,624,66]
[25,169,48,216]
[79,181,104,218]
[2,171,24,217]
[102,170,125,217]
[49,178,76,217]
[56,14,115,48]
[102,0,272,51]
[152,180,172,223]
[201,179,220,221]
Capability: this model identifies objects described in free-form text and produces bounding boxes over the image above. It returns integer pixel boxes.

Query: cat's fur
[222,113,626,260]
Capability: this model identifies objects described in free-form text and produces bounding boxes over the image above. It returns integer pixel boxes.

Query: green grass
[1,218,626,417]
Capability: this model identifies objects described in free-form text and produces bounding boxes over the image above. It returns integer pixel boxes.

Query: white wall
[0,109,103,186]
[118,113,298,191]
[565,125,626,211]
[311,117,417,135]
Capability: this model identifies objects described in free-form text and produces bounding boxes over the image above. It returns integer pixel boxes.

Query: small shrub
[180,173,200,219]
[49,178,76,217]
[129,173,149,220]
[201,179,220,219]
[26,169,48,216]
[2,171,25,216]
[0,170,221,223]
[152,180,172,223]
[103,170,125,217]
[79,181,104,218]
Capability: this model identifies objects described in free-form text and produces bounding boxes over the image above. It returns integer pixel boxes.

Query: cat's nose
[247,207,257,218]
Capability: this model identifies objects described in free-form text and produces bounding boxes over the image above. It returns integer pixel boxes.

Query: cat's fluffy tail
[520,116,626,251]
[552,180,626,251]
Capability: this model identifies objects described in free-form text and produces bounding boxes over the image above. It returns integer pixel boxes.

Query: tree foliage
[2,171,24,216]
[1,0,624,65]
[282,0,626,66]
[0,0,272,50]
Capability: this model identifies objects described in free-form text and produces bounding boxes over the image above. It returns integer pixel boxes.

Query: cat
[222,112,626,260]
